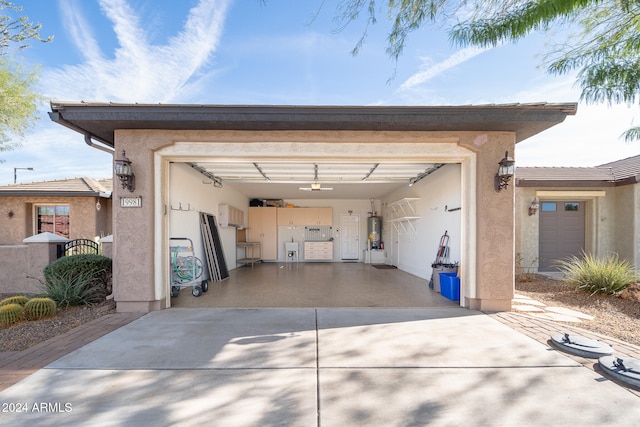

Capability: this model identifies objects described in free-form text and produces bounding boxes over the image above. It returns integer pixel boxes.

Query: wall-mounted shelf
[387,198,420,234]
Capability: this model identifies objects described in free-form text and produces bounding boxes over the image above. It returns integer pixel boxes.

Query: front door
[340,214,360,260]
[539,201,585,271]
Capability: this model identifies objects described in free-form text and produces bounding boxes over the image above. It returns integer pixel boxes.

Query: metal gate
[58,239,100,258]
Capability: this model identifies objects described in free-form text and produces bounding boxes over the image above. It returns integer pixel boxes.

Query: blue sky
[2,0,639,185]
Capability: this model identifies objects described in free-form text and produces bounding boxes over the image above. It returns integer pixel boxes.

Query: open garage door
[167,156,464,308]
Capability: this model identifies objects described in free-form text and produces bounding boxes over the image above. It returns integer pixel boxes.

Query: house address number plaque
[120,196,142,208]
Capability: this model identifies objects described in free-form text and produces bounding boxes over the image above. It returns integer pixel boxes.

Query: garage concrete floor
[170,262,460,308]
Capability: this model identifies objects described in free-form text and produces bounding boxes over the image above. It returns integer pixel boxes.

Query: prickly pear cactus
[24,298,57,320]
[0,303,25,326]
[0,295,29,307]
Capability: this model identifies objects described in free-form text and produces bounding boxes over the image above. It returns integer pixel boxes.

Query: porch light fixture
[495,151,515,192]
[114,150,135,192]
[528,198,540,216]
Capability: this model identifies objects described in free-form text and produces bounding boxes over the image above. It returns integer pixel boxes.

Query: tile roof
[598,154,640,181]
[517,154,640,186]
[0,177,112,196]
[516,167,616,182]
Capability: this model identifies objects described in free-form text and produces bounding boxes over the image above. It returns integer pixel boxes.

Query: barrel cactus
[0,295,29,307]
[0,303,25,326]
[24,298,57,320]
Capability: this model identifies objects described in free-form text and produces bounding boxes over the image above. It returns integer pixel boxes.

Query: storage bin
[432,266,458,293]
[439,272,460,301]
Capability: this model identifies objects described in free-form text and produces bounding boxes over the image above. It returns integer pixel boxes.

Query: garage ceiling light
[298,163,333,191]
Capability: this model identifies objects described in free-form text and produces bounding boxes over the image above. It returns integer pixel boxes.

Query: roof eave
[0,191,112,197]
[48,102,578,148]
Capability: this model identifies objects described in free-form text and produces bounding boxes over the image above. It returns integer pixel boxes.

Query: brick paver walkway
[0,312,142,392]
[492,311,640,398]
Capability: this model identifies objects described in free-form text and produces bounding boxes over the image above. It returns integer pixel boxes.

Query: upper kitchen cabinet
[247,207,278,260]
[304,207,333,226]
[278,207,333,226]
[277,207,307,226]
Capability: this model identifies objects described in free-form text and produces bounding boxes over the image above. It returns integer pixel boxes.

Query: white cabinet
[304,241,333,261]
[218,204,244,227]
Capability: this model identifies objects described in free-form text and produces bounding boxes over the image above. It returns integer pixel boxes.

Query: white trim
[536,190,606,199]
[461,153,477,304]
[154,152,168,306]
[156,140,477,308]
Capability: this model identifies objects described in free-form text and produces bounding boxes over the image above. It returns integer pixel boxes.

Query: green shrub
[24,297,57,320]
[42,254,112,306]
[0,295,29,307]
[556,252,639,295]
[41,269,108,307]
[0,303,25,326]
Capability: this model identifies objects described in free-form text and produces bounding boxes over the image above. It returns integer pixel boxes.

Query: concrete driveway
[1,307,639,426]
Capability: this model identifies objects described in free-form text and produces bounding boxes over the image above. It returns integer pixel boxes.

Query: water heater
[367,216,382,249]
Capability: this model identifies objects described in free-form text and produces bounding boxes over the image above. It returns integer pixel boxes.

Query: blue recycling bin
[439,272,460,301]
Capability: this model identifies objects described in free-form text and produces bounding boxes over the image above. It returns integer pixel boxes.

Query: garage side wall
[382,164,462,280]
[169,163,249,276]
[463,134,516,312]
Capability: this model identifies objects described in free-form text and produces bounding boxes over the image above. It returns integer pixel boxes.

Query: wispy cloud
[396,46,490,93]
[60,0,104,63]
[1,0,232,184]
[43,0,231,103]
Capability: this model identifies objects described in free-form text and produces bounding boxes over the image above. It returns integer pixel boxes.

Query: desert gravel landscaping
[515,275,640,346]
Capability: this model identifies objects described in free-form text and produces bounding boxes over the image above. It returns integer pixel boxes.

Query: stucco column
[461,134,515,312]
[112,132,163,312]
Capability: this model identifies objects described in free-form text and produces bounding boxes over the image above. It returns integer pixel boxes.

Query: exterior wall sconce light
[114,150,135,192]
[529,198,540,216]
[495,151,515,192]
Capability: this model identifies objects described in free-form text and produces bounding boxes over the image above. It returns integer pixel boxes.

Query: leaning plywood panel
[199,212,229,281]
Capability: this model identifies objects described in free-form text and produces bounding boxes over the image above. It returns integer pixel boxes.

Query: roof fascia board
[49,102,578,147]
[0,191,111,197]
